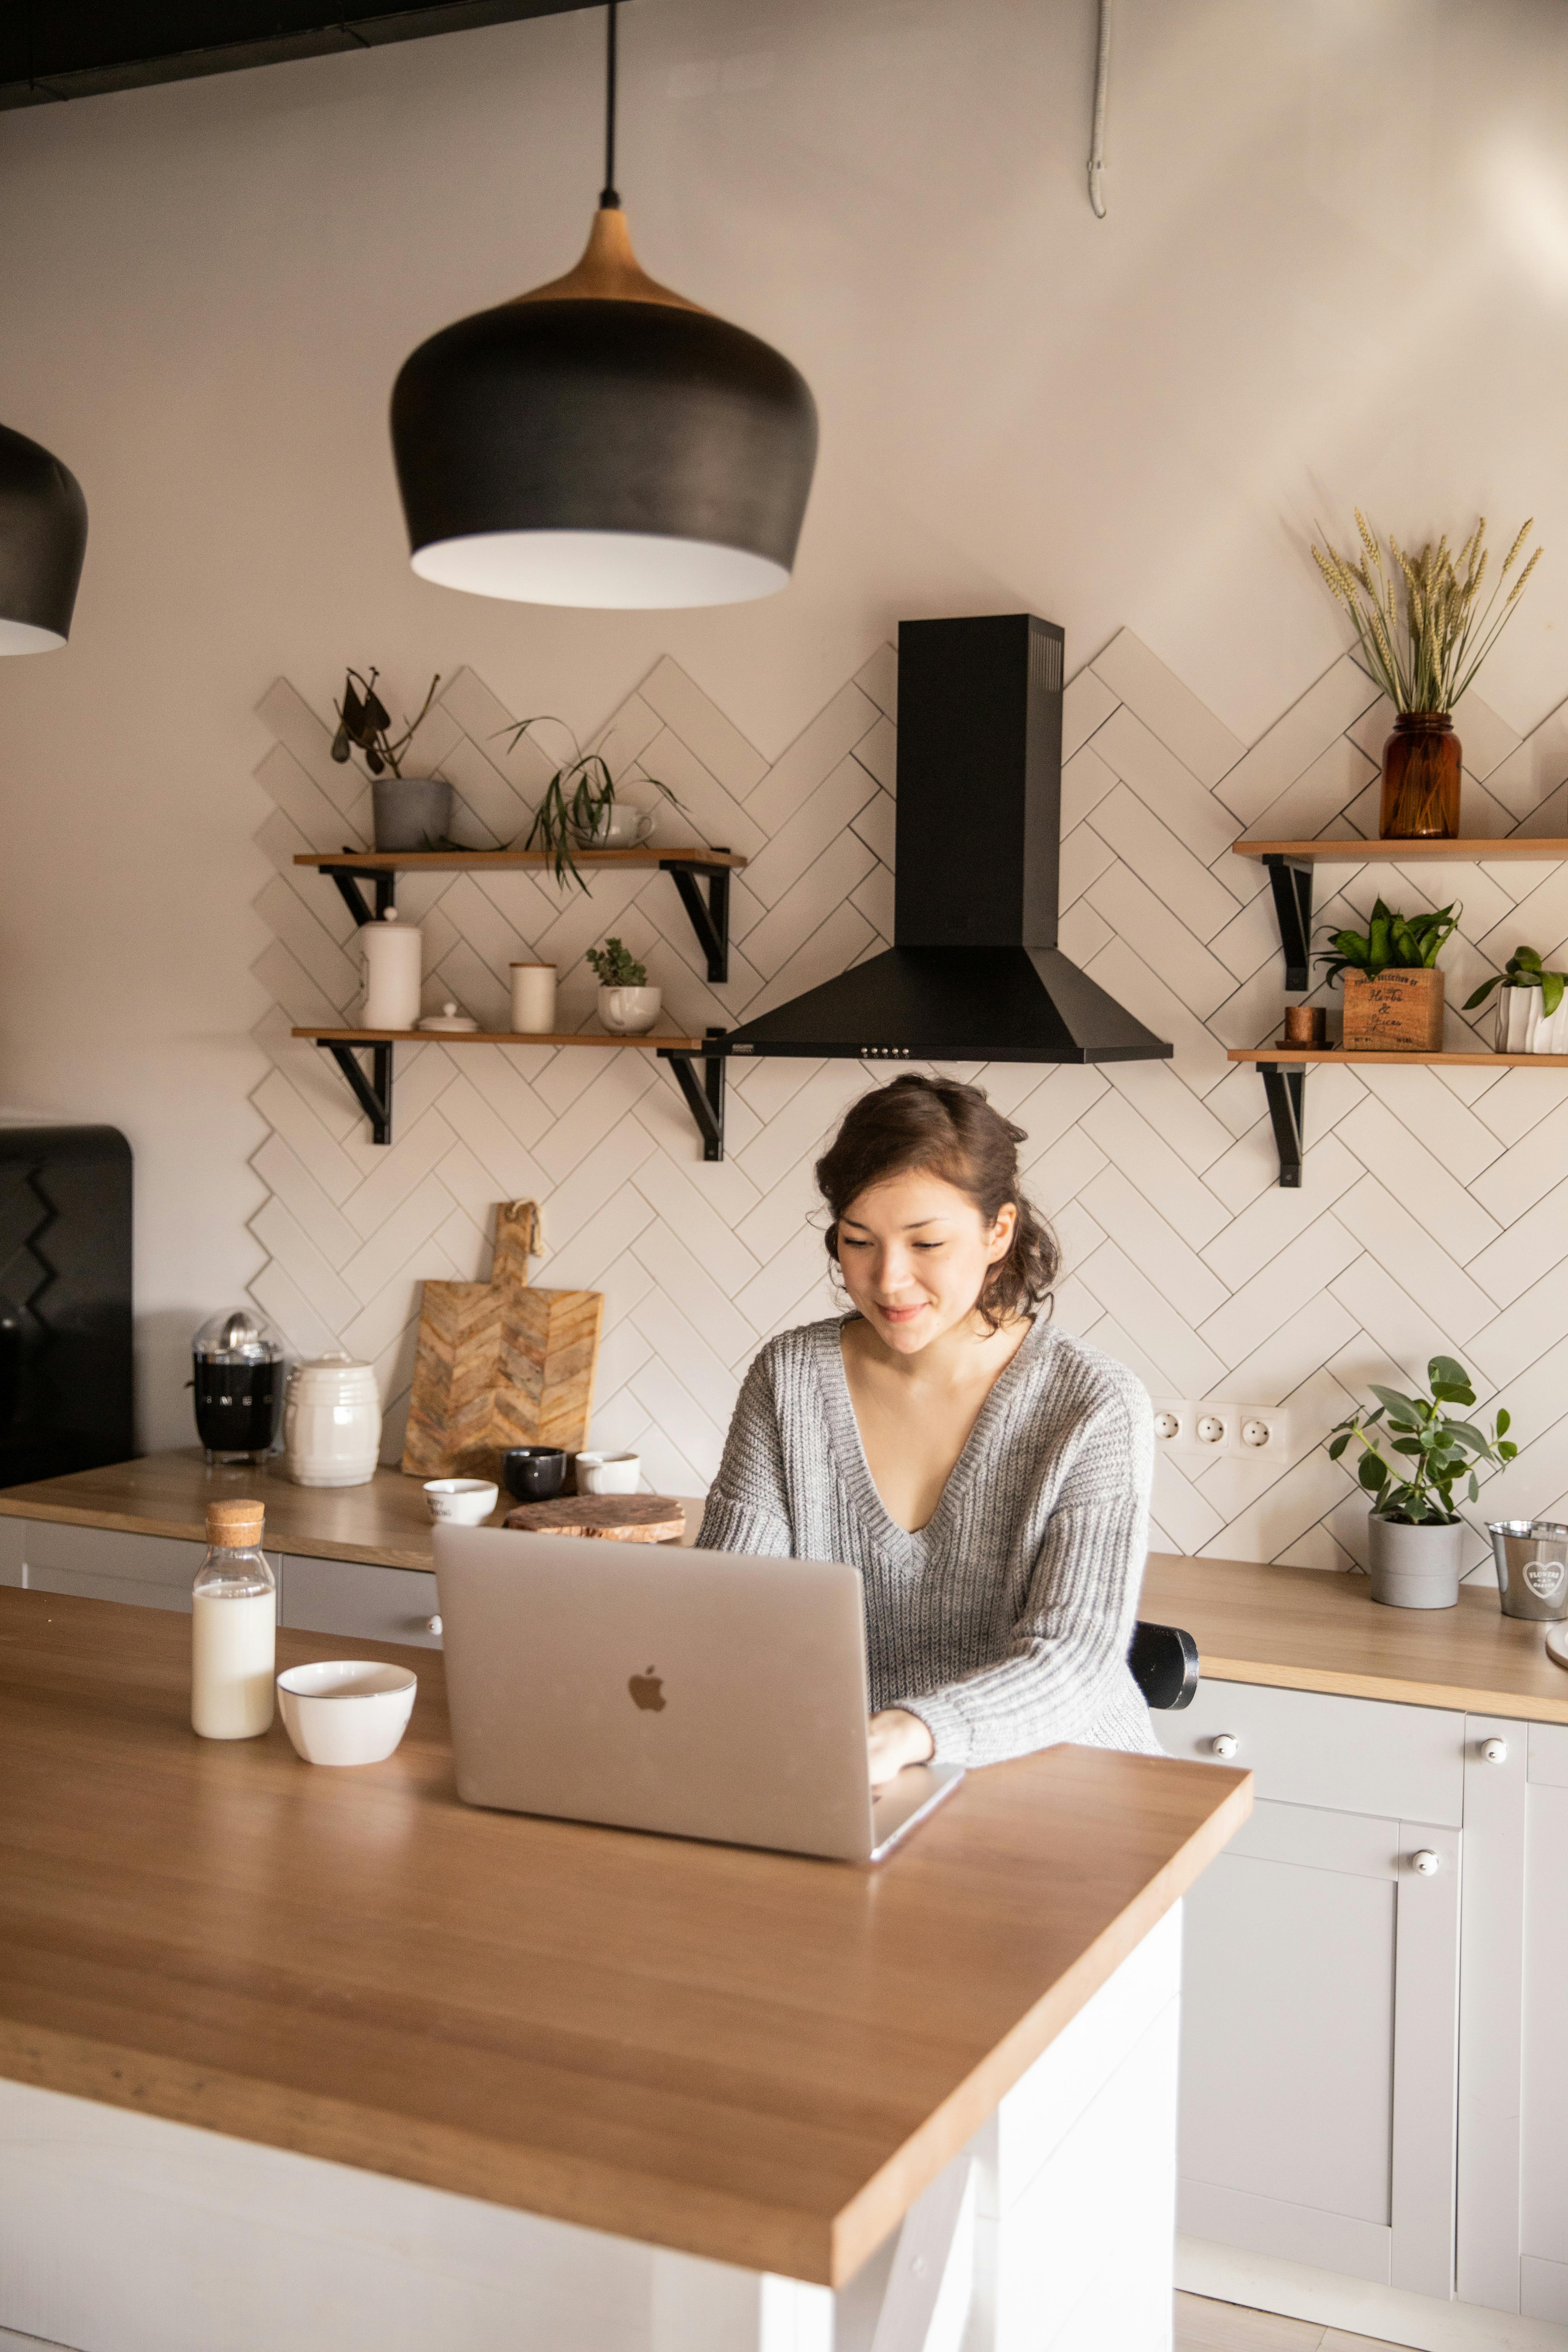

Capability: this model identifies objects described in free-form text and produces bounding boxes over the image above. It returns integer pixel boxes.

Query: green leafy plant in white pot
[1463,944,1568,1055]
[1327,1355,1517,1608]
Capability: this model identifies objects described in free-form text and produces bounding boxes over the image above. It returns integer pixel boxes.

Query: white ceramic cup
[423,1477,498,1526]
[573,806,656,848]
[598,984,662,1035]
[575,1451,642,1496]
[510,962,558,1032]
[276,1659,417,1766]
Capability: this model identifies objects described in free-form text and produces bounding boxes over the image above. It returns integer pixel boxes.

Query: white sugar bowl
[284,1353,382,1488]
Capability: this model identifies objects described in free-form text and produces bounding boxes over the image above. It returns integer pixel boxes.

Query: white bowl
[575,1451,641,1496]
[277,1660,417,1766]
[423,1478,498,1525]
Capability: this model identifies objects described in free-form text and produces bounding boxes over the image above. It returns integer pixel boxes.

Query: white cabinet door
[1175,1794,1459,2296]
[0,1516,281,1612]
[280,1554,441,1648]
[1520,1723,1568,2326]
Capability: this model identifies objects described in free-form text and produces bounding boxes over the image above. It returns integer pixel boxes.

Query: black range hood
[720,612,1173,1066]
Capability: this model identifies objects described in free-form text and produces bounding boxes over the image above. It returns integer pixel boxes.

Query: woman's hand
[868,1707,936,1788]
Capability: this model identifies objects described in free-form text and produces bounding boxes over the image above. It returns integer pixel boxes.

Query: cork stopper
[206,1498,265,1548]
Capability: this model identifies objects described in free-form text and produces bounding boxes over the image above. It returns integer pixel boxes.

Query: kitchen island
[0,1585,1248,2352]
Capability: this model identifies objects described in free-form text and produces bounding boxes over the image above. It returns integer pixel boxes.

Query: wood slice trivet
[502,1495,687,1544]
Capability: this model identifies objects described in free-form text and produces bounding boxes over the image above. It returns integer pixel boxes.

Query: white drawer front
[0,1517,280,1615]
[1156,1677,1464,1827]
[281,1554,441,1649]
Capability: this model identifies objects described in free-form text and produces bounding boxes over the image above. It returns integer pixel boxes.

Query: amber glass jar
[1380,712,1461,840]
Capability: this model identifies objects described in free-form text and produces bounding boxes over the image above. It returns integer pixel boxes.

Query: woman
[698,1073,1159,1781]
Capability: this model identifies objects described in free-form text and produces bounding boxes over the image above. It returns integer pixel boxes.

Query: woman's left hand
[868,1707,936,1787]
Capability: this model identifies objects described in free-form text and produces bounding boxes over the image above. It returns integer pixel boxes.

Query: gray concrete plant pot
[371,775,452,853]
[1367,1511,1463,1609]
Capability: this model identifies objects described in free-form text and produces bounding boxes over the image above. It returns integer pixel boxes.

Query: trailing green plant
[330,666,441,777]
[1327,1356,1517,1526]
[1311,513,1542,714]
[1316,897,1460,987]
[585,938,647,987]
[496,715,688,892]
[1464,944,1568,1020]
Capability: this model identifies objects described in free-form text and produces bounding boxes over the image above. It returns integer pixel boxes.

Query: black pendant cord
[600,0,620,209]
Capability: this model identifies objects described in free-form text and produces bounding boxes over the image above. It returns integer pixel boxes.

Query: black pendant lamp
[390,1,817,610]
[0,422,87,654]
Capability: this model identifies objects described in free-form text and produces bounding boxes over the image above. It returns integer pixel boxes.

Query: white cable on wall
[1087,0,1112,218]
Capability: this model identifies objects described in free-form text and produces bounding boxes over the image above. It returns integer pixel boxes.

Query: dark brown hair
[814,1074,1059,1331]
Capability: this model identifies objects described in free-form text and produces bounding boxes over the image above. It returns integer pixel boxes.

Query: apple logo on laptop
[628,1666,666,1712]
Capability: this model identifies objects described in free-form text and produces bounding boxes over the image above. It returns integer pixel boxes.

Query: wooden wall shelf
[1228,1047,1568,1069]
[294,1025,705,1052]
[1234,838,1568,862]
[292,846,747,873]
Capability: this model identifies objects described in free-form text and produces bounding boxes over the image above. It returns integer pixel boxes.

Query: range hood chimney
[719,613,1173,1067]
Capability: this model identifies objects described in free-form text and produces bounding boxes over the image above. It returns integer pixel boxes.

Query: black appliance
[192,1309,285,1465]
[0,1123,133,1486]
[719,612,1173,1066]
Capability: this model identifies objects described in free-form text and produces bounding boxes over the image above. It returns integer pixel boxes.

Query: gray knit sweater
[696,1315,1160,1767]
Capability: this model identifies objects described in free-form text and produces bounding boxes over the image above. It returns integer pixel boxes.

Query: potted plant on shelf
[496,716,689,892]
[586,938,662,1034]
[1312,513,1542,841]
[1316,897,1460,1051]
[331,667,448,852]
[1327,1356,1517,1608]
[1463,945,1568,1055]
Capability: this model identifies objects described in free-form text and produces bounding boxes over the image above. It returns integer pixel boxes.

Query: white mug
[510,962,558,1033]
[575,1451,642,1496]
[574,806,656,849]
[599,984,662,1035]
[423,1478,498,1525]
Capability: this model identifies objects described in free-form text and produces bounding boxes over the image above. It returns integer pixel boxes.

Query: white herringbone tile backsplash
[246,633,1568,1577]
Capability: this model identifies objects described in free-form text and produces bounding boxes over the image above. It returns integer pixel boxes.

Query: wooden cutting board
[502,1495,688,1544]
[402,1200,603,1484]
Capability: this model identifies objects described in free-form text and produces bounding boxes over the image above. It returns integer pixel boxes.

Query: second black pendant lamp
[391,2,818,610]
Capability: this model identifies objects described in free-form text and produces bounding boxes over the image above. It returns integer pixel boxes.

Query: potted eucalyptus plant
[1326,1355,1517,1608]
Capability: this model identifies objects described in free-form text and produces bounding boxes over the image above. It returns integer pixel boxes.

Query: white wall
[2,0,1568,1562]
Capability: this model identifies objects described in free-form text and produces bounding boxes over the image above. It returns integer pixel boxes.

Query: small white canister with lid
[361,908,422,1031]
[283,1353,382,1487]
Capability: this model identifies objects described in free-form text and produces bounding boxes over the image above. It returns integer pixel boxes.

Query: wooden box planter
[1342,968,1445,1052]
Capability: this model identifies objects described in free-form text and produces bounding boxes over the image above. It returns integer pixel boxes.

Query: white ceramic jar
[283,1353,382,1488]
[510,962,558,1032]
[361,909,422,1031]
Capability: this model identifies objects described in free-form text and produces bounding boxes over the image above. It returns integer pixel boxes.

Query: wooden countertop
[0,1450,703,1571]
[0,1588,1248,2286]
[1143,1551,1568,1725]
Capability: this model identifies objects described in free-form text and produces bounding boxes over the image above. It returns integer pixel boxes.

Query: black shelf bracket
[318,1040,393,1147]
[661,853,733,982]
[1258,1060,1306,1189]
[660,1031,728,1162]
[1264,854,1315,992]
[322,851,397,929]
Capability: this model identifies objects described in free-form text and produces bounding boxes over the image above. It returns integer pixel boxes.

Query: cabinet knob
[1480,1736,1508,1764]
[424,1614,443,1637]
[1411,1849,1441,1875]
[1211,1733,1239,1759]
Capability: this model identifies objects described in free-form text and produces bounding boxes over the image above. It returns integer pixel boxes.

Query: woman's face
[834,1170,1018,1356]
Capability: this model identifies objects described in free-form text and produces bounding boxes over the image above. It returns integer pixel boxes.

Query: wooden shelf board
[1229,1046,1568,1068]
[294,1026,706,1051]
[293,846,746,871]
[1233,837,1568,862]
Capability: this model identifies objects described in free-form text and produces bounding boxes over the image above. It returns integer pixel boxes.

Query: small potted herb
[496,716,688,893]
[586,938,662,1034]
[1327,1355,1517,1608]
[1463,945,1568,1055]
[331,667,448,852]
[1316,897,1460,1051]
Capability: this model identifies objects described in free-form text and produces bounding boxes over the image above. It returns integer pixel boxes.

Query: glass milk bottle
[191,1499,276,1740]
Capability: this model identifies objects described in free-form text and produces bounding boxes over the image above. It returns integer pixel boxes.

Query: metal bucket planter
[1487,1520,1568,1621]
[1367,1512,1463,1609]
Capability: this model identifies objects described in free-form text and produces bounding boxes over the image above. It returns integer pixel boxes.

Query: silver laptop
[432,1525,964,1863]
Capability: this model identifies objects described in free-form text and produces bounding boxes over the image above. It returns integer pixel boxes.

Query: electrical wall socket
[1153,1400,1291,1462]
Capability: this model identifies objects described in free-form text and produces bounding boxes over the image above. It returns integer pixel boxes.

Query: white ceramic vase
[1367,1511,1462,1609]
[361,910,422,1030]
[1495,985,1568,1055]
[510,962,558,1032]
[284,1353,382,1488]
[599,983,662,1034]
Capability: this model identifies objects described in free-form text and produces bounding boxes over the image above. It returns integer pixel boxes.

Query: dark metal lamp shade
[0,423,87,654]
[390,207,817,611]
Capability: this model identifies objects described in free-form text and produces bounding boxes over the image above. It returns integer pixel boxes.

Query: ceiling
[0,2,599,111]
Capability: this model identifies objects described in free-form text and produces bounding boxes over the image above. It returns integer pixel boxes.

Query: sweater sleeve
[896,1376,1155,1767]
[696,1344,797,1558]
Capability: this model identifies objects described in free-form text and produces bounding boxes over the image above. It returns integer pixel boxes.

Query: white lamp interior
[0,618,66,655]
[410,529,789,610]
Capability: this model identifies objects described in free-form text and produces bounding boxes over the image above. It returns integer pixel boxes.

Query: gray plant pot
[1367,1511,1463,1609]
[371,775,452,853]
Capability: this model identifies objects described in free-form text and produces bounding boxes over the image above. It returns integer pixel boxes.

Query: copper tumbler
[1283,1005,1326,1045]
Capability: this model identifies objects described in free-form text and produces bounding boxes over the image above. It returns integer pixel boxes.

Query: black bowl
[503,1445,567,1503]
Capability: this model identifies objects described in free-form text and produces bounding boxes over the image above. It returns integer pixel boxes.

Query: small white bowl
[423,1477,498,1525]
[277,1660,417,1767]
[575,1451,642,1496]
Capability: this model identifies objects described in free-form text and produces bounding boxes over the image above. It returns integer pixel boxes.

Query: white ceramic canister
[361,908,423,1031]
[283,1353,382,1488]
[510,962,558,1032]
